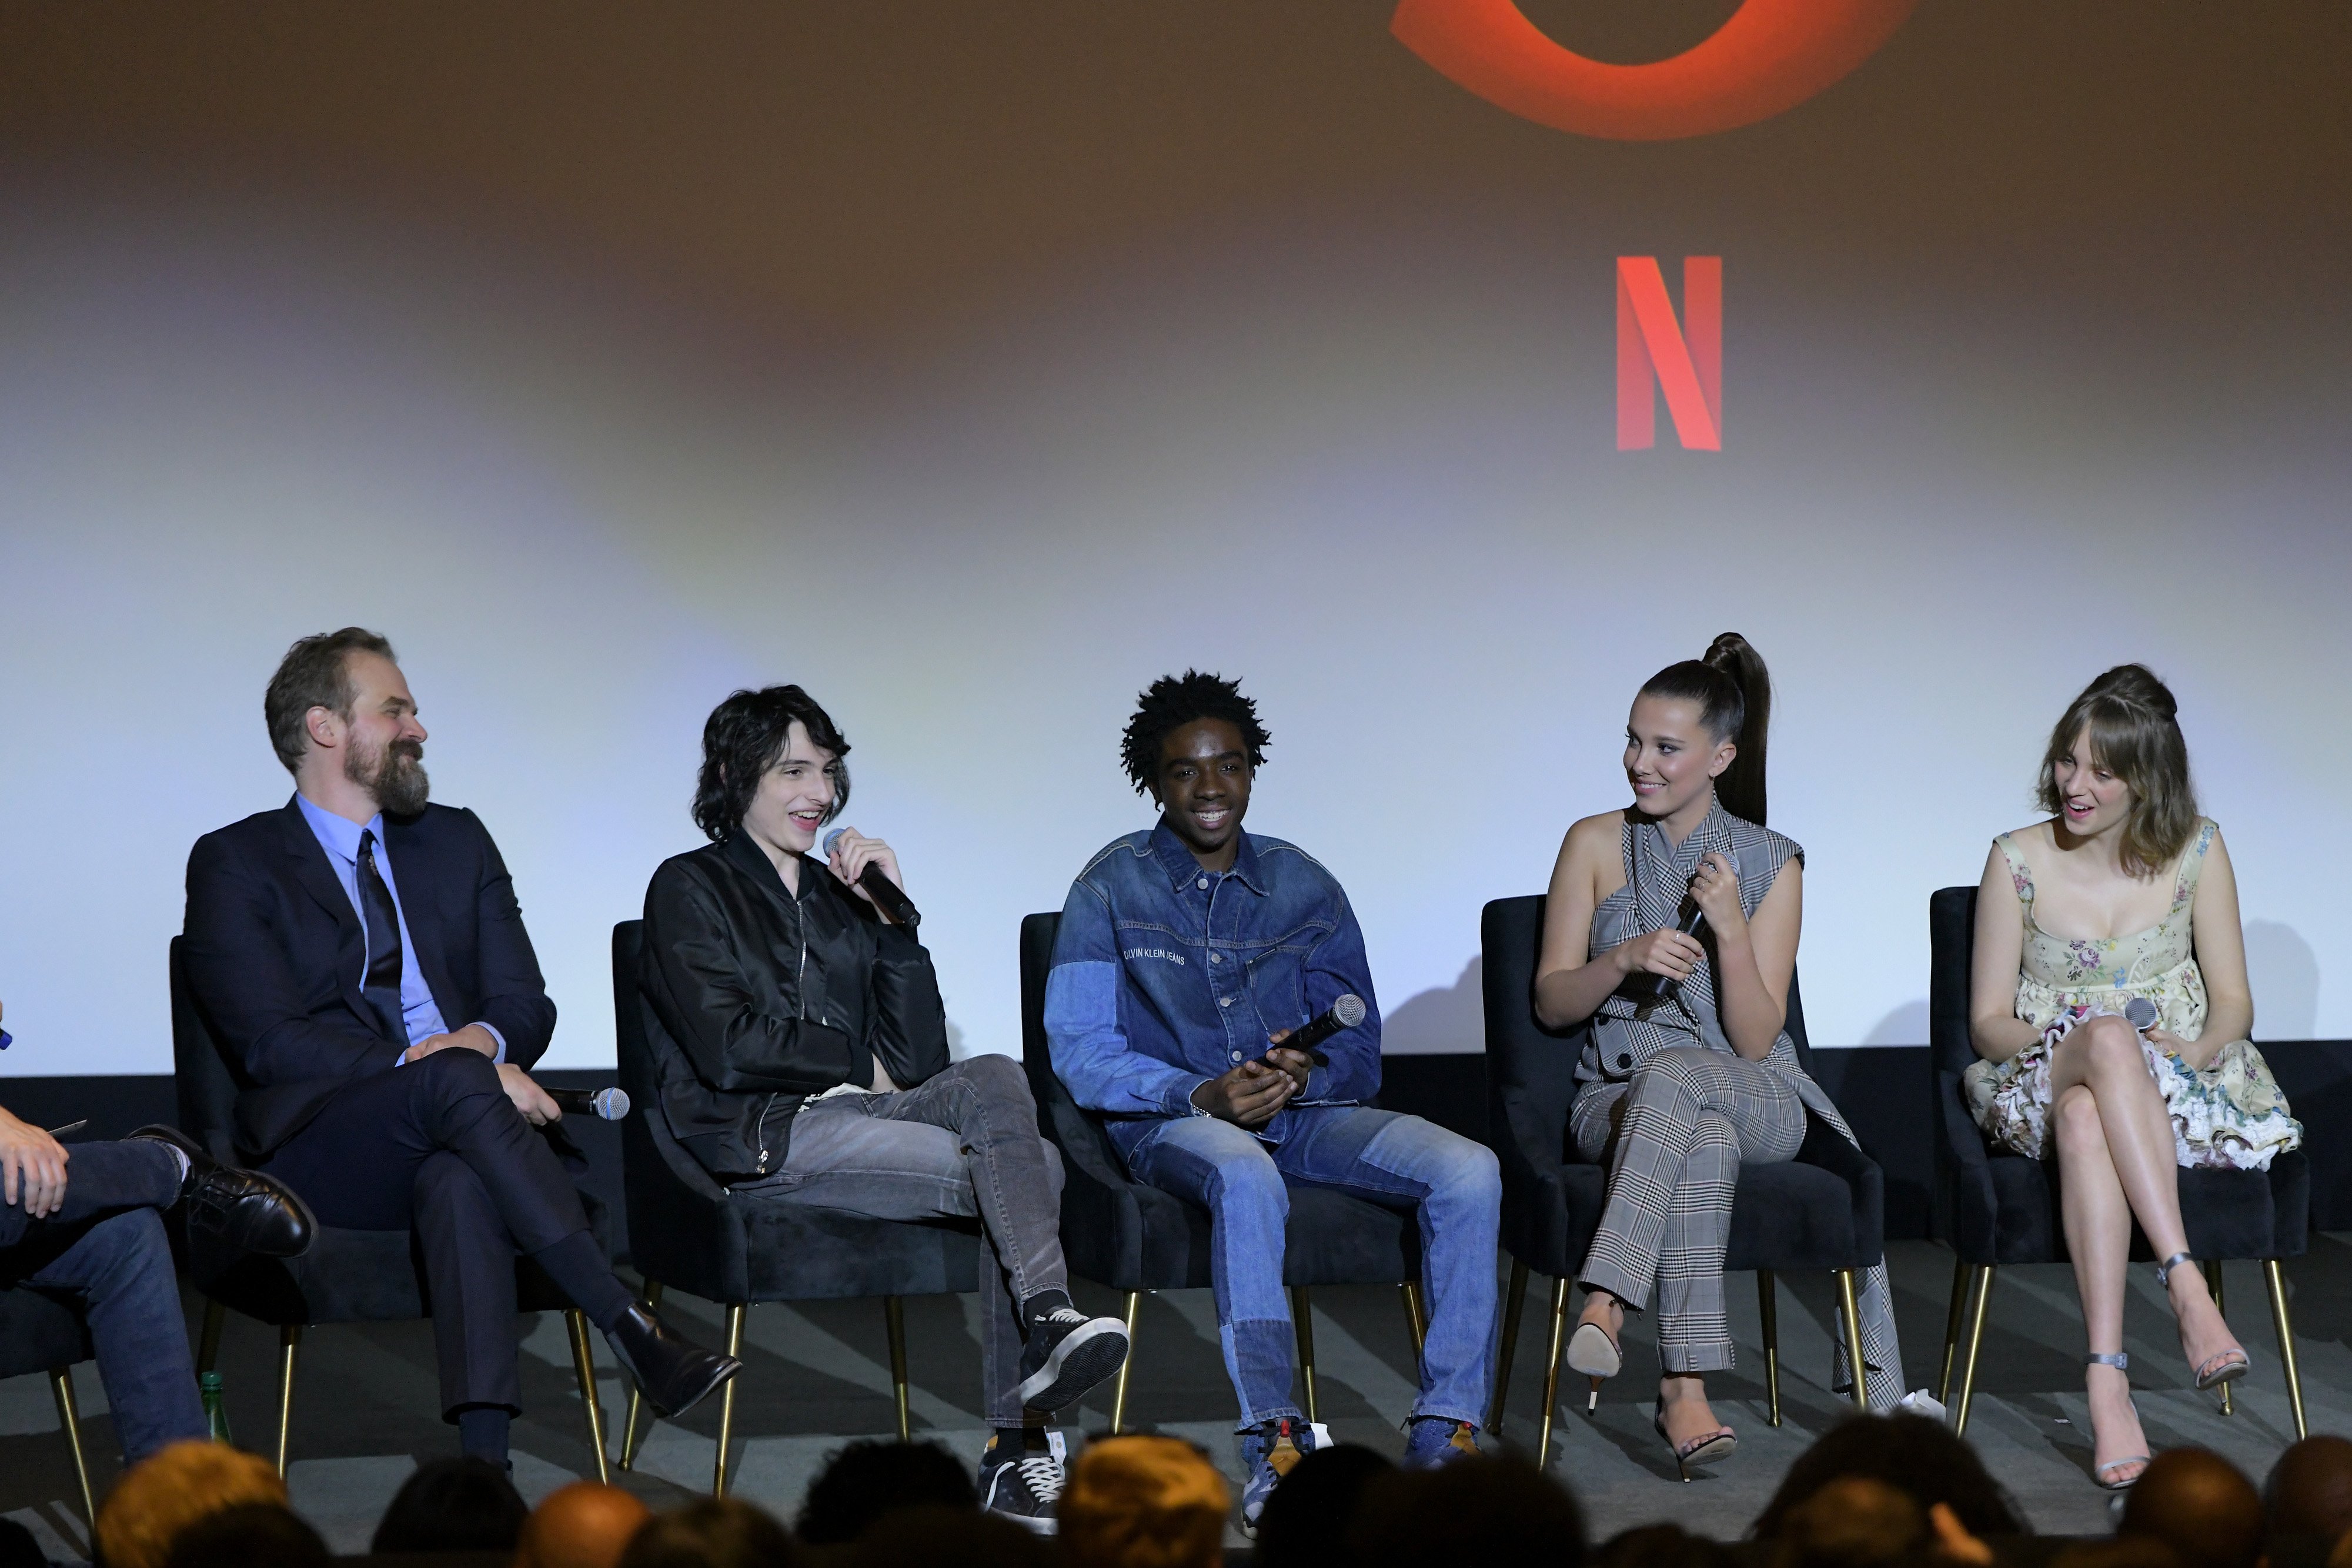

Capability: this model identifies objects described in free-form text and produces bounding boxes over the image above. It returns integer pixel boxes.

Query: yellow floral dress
[1963,819,2301,1171]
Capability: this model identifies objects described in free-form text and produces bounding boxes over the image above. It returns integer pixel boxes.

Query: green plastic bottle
[200,1371,231,1445]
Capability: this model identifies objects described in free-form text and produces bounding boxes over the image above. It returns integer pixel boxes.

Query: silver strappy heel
[2155,1252,2250,1389]
[2084,1352,2148,1492]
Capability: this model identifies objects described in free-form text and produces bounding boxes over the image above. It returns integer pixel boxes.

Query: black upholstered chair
[1927,885,2310,1437]
[0,1286,99,1522]
[1481,895,1885,1464]
[168,937,613,1478]
[1017,912,1428,1432]
[608,920,984,1494]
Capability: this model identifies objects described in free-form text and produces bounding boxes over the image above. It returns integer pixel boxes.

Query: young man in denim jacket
[1043,671,1500,1526]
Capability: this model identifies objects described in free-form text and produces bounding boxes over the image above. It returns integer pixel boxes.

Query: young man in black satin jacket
[637,684,1127,1534]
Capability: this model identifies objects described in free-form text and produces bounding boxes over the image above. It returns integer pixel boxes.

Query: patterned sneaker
[1402,1416,1481,1468]
[1240,1418,1327,1535]
[978,1429,1067,1534]
[1014,1296,1131,1412]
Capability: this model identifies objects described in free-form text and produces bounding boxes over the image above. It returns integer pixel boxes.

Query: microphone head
[2123,997,2159,1032]
[1332,994,1367,1028]
[592,1086,632,1120]
[821,828,846,855]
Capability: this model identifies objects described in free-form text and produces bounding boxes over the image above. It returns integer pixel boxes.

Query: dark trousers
[1,1140,209,1459]
[261,1048,596,1417]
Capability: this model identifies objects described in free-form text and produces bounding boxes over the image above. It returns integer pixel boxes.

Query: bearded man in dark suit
[182,627,737,1465]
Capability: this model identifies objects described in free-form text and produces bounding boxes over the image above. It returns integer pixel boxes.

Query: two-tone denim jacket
[1043,823,1381,1154]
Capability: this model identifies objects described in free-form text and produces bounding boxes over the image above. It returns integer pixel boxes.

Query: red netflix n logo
[1618,257,1722,450]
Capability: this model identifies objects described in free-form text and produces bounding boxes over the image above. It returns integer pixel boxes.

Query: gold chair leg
[1109,1291,1141,1435]
[1937,1256,1970,1404]
[197,1298,227,1378]
[1758,1271,1782,1427]
[1955,1265,1993,1436]
[564,1310,611,1483]
[1536,1276,1569,1469]
[1291,1286,1319,1424]
[884,1296,910,1443]
[1402,1281,1428,1366]
[1489,1259,1529,1435]
[711,1304,746,1497]
[2203,1262,2234,1417]
[2266,1259,2308,1441]
[275,1325,303,1477]
[618,1280,662,1471]
[50,1369,95,1526]
[1835,1269,1868,1410]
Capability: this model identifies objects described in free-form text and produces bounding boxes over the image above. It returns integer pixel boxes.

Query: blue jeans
[1119,1105,1500,1430]
[1,1141,208,1462]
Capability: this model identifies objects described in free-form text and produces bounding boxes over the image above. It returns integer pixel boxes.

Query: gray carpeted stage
[5,1236,2345,1554]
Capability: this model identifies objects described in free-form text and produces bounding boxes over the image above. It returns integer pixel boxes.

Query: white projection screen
[1,4,2347,1076]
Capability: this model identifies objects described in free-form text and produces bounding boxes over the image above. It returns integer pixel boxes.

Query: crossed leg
[2049,1015,2246,1484]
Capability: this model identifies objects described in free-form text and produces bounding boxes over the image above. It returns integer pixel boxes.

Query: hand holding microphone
[545,1085,631,1121]
[822,827,921,930]
[1629,851,1740,999]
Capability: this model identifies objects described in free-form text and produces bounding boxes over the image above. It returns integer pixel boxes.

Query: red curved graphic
[1390,0,1916,142]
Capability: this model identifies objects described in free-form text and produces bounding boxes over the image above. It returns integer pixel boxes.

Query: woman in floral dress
[1966,664,2299,1490]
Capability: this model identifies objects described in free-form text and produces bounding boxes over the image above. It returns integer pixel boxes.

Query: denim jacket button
[1231,1051,1242,1062]
[1195,877,1210,890]
[1210,952,1222,964]
[1220,997,1232,1008]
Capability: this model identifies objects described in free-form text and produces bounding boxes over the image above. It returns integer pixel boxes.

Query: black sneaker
[978,1430,1067,1534]
[1014,1300,1130,1412]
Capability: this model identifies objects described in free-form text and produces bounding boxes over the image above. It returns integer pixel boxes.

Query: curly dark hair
[1120,670,1271,796]
[690,685,850,841]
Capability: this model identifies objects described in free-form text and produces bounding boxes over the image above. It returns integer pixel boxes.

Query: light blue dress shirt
[295,794,506,1065]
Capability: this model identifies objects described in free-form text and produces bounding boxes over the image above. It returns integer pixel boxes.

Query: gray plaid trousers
[1572,1046,1901,1401]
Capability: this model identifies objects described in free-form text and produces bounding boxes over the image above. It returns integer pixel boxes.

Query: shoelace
[1041,1307,1090,1330]
[1015,1453,1065,1502]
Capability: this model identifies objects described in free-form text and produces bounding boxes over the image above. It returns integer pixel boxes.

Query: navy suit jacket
[182,797,557,1155]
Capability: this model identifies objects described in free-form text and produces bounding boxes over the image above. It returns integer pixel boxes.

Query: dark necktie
[357,830,407,1044]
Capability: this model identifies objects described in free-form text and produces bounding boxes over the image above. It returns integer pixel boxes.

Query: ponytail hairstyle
[2036,664,2197,877]
[1637,633,1772,825]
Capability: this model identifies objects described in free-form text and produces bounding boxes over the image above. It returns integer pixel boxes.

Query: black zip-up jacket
[637,832,949,1181]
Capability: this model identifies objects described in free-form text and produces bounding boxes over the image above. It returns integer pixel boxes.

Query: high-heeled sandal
[2154,1252,2251,1389]
[2084,1352,2149,1492]
[1653,1399,1736,1482]
[1564,1308,1623,1413]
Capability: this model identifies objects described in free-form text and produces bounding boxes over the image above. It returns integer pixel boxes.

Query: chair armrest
[620,1111,753,1299]
[1792,1112,1886,1266]
[1934,1068,2003,1261]
[1037,1091,1155,1287]
[1497,1086,1568,1188]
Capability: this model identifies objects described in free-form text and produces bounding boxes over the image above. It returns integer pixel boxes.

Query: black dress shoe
[605,1302,741,1419]
[127,1125,316,1258]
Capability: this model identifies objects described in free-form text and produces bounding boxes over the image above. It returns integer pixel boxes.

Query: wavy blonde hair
[1058,1436,1230,1568]
[98,1441,286,1568]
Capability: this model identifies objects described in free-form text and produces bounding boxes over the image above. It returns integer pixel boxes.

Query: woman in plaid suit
[1531,634,1916,1476]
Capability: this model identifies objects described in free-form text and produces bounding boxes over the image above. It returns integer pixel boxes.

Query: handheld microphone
[2124,997,2159,1032]
[547,1085,631,1121]
[1637,850,1739,999]
[1277,994,1367,1063]
[822,828,923,930]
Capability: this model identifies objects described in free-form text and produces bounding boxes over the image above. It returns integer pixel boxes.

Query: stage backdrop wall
[1,4,2346,1075]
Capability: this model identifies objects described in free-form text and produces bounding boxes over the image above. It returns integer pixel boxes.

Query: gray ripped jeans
[734,1054,1068,1425]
